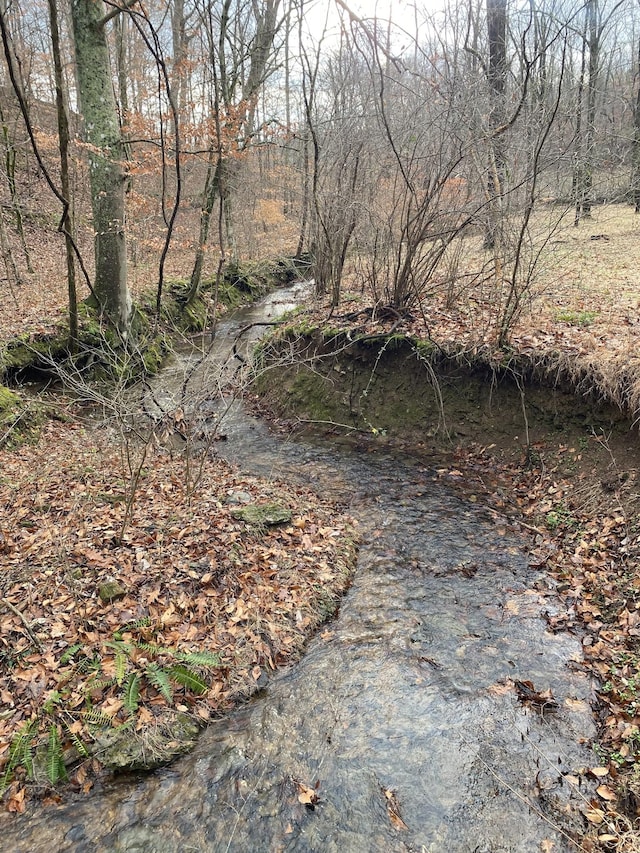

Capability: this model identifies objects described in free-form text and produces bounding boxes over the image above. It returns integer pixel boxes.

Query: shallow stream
[1,286,597,852]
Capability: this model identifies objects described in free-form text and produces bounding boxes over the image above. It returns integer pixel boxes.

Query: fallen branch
[1,597,43,652]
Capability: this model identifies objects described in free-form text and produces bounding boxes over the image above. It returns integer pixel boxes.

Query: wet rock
[93,713,201,770]
[230,502,292,526]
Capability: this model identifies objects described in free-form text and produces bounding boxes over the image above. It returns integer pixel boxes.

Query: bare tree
[187,0,282,302]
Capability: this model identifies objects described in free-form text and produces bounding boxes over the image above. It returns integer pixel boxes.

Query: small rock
[98,580,127,603]
[225,490,253,505]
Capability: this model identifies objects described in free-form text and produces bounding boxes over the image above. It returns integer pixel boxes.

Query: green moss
[0,386,19,413]
[0,387,47,448]
[2,333,70,374]
[414,338,437,356]
[286,367,337,420]
[230,503,292,526]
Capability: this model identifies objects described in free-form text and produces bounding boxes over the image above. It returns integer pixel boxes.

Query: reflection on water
[0,285,595,852]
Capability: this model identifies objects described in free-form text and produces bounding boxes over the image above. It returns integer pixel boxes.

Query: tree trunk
[572,9,587,225]
[48,0,77,350]
[484,0,507,250]
[632,39,640,213]
[70,0,131,333]
[581,0,599,218]
[187,155,221,302]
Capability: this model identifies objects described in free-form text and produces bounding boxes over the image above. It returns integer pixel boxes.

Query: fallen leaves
[295,779,319,808]
[513,680,559,712]
[0,418,357,809]
[596,784,617,802]
[383,787,408,831]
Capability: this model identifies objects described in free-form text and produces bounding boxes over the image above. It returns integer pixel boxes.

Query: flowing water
[1,286,597,852]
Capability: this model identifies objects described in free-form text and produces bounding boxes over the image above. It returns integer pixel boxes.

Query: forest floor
[1,203,640,849]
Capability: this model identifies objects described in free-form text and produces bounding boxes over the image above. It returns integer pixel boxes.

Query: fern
[105,639,134,656]
[43,690,63,714]
[85,675,117,693]
[83,708,114,729]
[128,616,153,630]
[46,725,67,785]
[145,663,173,703]
[114,648,128,686]
[60,643,83,665]
[136,641,172,658]
[169,665,207,694]
[177,651,221,668]
[123,672,141,716]
[0,720,37,795]
[77,654,101,674]
[63,725,89,758]
[20,731,35,781]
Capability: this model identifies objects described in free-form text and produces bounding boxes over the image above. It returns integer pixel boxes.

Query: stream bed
[1,286,597,852]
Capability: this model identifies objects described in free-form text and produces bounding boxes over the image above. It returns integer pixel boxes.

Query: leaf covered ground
[0,414,356,811]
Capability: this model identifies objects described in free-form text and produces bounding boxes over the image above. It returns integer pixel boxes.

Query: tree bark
[581,0,599,218]
[632,39,640,213]
[484,0,507,250]
[48,0,77,350]
[70,0,131,333]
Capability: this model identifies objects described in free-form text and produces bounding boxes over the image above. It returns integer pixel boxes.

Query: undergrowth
[0,617,220,796]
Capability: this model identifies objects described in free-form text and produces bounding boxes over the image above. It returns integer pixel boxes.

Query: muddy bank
[253,329,638,463]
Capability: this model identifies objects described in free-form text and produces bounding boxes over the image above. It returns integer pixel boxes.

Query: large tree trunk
[70,0,131,333]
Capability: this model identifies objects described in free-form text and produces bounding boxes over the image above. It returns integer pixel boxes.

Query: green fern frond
[145,663,173,703]
[85,676,117,693]
[83,709,113,729]
[60,643,83,664]
[43,690,63,714]
[62,725,89,758]
[46,725,67,785]
[115,649,128,686]
[169,665,207,694]
[136,641,171,658]
[77,654,101,674]
[21,733,35,781]
[105,639,134,656]
[0,721,37,796]
[123,672,141,716]
[176,651,221,668]
[129,616,153,630]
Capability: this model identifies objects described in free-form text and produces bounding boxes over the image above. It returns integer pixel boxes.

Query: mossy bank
[0,256,309,386]
[253,326,638,462]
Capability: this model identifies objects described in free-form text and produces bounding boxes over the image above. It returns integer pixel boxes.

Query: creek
[1,284,597,852]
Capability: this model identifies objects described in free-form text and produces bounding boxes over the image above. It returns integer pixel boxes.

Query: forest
[0,0,640,849]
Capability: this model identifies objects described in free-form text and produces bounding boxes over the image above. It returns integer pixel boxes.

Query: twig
[1,598,43,651]
[517,520,545,536]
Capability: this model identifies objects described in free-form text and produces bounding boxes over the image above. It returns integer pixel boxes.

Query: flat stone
[230,503,292,526]
[98,580,127,603]
[225,490,253,505]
